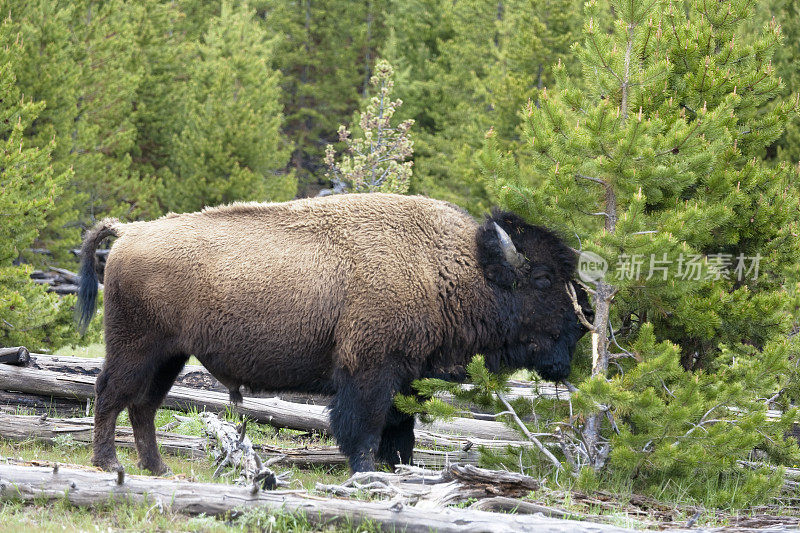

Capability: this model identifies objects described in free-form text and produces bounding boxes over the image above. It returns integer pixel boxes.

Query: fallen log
[0,413,206,458]
[0,462,640,533]
[414,428,549,451]
[23,353,566,404]
[0,347,30,366]
[26,354,330,405]
[0,365,525,443]
[259,443,481,468]
[737,460,800,495]
[316,464,543,509]
[50,284,80,295]
[469,496,575,518]
[0,390,89,417]
[49,267,79,284]
[29,269,97,295]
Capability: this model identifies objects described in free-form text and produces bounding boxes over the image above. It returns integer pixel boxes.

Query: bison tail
[76,218,121,333]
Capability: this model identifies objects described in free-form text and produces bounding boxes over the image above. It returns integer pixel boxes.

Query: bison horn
[493,222,526,268]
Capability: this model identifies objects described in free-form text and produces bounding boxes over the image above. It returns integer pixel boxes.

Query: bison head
[478,210,593,382]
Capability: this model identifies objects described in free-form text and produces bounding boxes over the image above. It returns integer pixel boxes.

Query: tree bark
[470,496,575,518]
[258,442,481,468]
[583,280,616,469]
[315,463,543,508]
[0,462,640,533]
[0,390,87,417]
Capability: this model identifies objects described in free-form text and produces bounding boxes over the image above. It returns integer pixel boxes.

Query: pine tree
[487,0,582,140]
[0,19,97,350]
[758,0,800,164]
[70,0,159,223]
[474,0,800,502]
[2,0,82,261]
[160,2,296,212]
[383,0,581,213]
[262,0,388,195]
[128,0,189,213]
[6,0,161,257]
[324,60,414,193]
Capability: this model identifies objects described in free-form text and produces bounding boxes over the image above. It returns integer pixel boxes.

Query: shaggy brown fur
[78,193,589,474]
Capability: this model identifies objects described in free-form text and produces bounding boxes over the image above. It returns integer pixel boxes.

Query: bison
[76,193,591,474]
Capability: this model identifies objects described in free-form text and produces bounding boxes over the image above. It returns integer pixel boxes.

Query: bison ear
[477,216,527,289]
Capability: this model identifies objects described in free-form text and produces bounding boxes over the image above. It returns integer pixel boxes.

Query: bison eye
[532,274,552,289]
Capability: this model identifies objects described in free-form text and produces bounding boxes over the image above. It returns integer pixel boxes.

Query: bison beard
[76,193,591,474]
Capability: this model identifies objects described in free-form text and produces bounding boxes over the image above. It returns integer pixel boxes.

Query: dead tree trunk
[0,390,87,417]
[0,462,640,533]
[316,463,544,509]
[24,353,565,404]
[0,413,206,458]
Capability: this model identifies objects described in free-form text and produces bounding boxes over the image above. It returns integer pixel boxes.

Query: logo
[578,251,607,283]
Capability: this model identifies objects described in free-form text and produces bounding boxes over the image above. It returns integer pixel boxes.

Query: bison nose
[535,361,571,382]
[530,331,575,381]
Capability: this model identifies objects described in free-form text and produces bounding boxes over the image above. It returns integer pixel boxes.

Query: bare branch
[496,392,563,471]
[575,173,607,185]
[566,283,596,331]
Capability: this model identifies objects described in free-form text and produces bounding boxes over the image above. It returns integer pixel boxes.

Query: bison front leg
[377,407,415,466]
[329,370,396,472]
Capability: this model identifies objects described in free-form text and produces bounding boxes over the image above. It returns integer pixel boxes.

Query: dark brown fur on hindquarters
[77,193,592,474]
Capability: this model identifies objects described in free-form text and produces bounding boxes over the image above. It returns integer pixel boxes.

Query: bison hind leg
[92,369,129,473]
[94,344,184,473]
[377,407,415,467]
[128,353,189,475]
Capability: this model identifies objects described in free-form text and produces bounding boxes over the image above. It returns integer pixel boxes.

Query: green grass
[55,343,203,366]
[54,343,105,358]
[0,494,385,533]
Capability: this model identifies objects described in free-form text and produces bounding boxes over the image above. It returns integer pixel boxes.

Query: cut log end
[0,346,30,366]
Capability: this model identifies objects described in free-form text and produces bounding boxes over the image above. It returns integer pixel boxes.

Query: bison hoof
[138,459,171,476]
[92,457,123,473]
[349,452,377,473]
